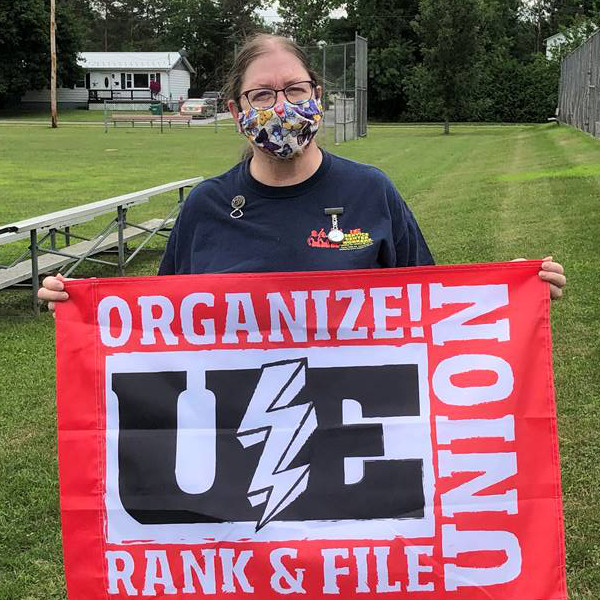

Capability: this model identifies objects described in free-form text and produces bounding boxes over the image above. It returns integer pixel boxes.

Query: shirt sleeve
[390,185,435,267]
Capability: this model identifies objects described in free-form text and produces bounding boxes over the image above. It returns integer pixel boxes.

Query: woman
[39,33,566,308]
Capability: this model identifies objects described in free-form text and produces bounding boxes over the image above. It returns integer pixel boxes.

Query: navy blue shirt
[158,149,434,275]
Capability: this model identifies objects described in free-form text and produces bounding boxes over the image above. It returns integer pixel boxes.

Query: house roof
[545,24,598,43]
[78,52,195,73]
[544,32,566,43]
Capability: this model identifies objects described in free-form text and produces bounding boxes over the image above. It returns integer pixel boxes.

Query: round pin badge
[327,229,345,243]
[230,195,245,219]
[232,195,245,209]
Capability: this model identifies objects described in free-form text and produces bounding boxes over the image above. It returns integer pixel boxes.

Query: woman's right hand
[38,273,70,317]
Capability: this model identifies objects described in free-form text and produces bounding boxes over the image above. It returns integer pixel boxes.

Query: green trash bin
[149,104,161,115]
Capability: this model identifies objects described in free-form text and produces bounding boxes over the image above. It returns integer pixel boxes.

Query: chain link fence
[558,29,600,137]
[303,34,368,143]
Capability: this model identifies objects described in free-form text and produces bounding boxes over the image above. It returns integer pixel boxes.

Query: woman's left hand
[512,256,566,300]
[538,256,566,300]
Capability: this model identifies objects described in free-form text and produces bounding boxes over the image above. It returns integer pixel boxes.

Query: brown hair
[223,33,320,108]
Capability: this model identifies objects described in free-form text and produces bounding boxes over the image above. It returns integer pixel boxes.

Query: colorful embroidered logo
[307,228,374,250]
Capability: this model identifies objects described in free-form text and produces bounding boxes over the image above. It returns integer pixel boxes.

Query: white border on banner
[105,345,434,544]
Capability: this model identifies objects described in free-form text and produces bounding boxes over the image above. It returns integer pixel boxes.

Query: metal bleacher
[0,177,202,314]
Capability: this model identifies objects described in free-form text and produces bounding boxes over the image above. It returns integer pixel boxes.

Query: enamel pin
[230,195,245,219]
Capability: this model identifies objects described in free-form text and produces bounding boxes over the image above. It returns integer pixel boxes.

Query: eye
[249,89,274,103]
[285,83,313,103]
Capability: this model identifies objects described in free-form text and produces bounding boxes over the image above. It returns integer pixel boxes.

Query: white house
[545,23,598,59]
[545,32,567,58]
[21,51,196,110]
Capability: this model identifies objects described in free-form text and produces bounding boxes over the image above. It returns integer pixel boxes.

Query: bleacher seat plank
[0,231,30,246]
[0,177,200,236]
[0,218,165,290]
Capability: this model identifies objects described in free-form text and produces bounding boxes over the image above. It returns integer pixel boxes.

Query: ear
[228,99,241,132]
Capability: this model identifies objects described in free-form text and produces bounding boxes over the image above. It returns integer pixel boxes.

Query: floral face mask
[237,98,323,160]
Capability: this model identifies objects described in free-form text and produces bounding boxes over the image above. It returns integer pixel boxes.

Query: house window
[133,73,149,88]
[74,75,86,88]
[150,73,161,84]
[121,73,133,89]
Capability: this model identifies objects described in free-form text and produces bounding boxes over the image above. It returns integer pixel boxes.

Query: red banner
[55,262,566,600]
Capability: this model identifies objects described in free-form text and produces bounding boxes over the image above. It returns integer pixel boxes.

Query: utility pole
[50,0,58,128]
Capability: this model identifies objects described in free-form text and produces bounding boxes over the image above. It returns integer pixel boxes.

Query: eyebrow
[252,78,309,88]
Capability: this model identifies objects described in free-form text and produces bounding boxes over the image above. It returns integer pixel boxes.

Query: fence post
[322,45,327,139]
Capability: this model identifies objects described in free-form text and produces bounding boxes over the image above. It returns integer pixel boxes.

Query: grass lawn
[0,108,183,122]
[1,122,599,599]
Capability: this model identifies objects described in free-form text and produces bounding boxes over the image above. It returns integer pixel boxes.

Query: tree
[414,0,483,132]
[546,14,598,59]
[161,0,227,92]
[547,0,600,32]
[345,0,421,120]
[161,0,267,93]
[221,0,266,41]
[277,0,344,46]
[86,0,169,51]
[0,0,86,104]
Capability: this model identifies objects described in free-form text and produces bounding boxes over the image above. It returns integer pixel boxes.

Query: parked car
[179,98,216,119]
[201,91,225,112]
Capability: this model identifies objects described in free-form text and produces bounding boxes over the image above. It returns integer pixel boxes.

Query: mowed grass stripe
[335,127,511,264]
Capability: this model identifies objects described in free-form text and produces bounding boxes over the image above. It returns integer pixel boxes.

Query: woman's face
[228,44,321,120]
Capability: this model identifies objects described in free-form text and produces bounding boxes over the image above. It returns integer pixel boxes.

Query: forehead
[241,45,311,90]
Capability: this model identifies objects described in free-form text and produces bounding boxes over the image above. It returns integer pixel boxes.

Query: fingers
[538,257,566,300]
[38,278,69,301]
[41,274,65,291]
[539,269,566,288]
[541,259,564,275]
[38,274,70,312]
[548,284,563,300]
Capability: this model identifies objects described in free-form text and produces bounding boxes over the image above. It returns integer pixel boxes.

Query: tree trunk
[444,120,450,135]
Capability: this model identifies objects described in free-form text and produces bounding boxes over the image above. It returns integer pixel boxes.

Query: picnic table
[111,114,193,127]
[0,177,202,314]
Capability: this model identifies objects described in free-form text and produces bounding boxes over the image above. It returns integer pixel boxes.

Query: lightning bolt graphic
[237,359,317,531]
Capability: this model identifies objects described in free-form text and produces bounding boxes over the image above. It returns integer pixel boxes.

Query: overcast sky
[256,3,348,24]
